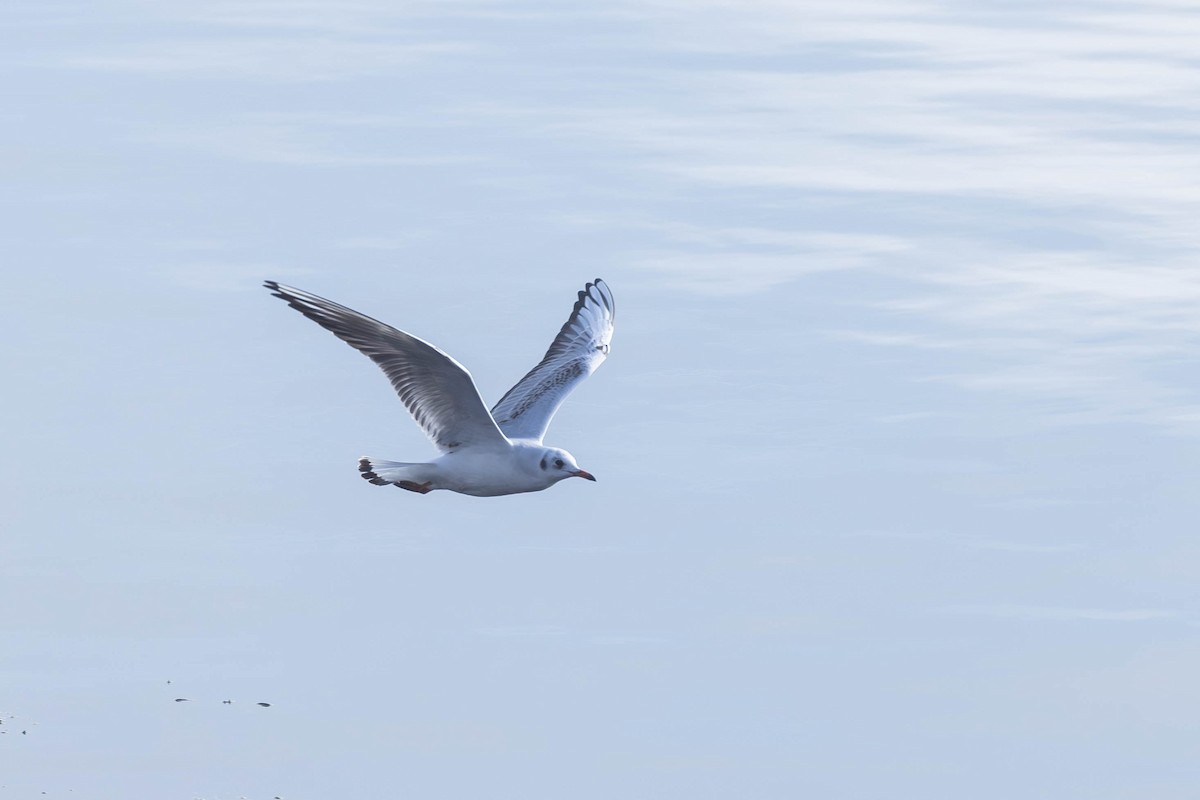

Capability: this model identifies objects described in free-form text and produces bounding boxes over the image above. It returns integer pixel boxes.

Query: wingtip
[264,280,317,310]
[583,277,614,316]
[263,279,288,301]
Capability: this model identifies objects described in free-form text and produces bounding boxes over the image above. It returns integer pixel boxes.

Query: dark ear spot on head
[539,455,547,470]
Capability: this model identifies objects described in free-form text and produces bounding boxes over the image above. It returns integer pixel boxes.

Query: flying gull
[264,279,614,497]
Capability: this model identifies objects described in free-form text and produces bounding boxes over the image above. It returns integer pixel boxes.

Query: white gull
[264,279,614,497]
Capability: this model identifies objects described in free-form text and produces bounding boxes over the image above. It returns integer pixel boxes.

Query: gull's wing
[490,278,614,442]
[265,281,510,453]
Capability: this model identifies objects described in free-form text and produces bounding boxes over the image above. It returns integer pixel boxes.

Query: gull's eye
[554,458,564,469]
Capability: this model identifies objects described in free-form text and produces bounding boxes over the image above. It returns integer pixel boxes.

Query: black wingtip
[263,279,288,301]
[584,277,614,317]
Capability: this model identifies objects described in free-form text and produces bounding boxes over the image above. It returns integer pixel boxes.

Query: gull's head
[537,447,596,483]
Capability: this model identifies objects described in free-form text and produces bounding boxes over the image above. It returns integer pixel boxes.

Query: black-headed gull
[264,279,614,497]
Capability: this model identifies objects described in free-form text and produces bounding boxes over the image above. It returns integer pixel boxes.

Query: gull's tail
[358,458,434,493]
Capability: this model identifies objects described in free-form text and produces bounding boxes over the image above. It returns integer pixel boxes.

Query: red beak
[571,469,597,482]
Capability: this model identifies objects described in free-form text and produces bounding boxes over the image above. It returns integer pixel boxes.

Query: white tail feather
[357,457,432,490]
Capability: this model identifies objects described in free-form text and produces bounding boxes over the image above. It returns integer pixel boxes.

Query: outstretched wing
[265,281,510,453]
[490,278,615,442]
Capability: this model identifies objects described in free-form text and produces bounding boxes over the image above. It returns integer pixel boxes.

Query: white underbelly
[433,451,552,497]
